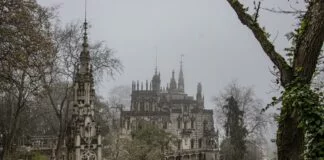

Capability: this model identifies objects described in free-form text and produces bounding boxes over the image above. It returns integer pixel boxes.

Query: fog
[38,0,303,108]
[38,0,303,156]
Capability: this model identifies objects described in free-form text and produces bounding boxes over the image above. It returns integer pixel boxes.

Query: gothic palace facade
[121,64,219,160]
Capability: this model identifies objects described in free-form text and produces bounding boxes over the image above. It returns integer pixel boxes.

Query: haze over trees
[214,81,270,160]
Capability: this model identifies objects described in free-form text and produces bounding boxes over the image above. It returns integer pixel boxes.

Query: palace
[121,63,219,160]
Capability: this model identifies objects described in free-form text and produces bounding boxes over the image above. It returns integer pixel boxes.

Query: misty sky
[38,0,303,109]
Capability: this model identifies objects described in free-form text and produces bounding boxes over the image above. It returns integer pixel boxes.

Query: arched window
[184,105,189,112]
[191,139,195,149]
[140,102,144,111]
[149,104,152,112]
[191,119,195,129]
[198,138,202,148]
[177,118,181,129]
[203,120,208,131]
[177,140,181,150]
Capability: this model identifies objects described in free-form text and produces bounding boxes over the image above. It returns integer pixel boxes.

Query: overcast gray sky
[38,0,303,109]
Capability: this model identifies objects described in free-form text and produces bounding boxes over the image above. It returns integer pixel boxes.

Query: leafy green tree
[225,0,324,159]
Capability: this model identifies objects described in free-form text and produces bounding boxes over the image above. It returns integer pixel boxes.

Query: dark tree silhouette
[220,96,247,160]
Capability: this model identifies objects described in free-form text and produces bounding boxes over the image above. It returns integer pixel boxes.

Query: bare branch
[262,7,306,16]
[226,0,293,86]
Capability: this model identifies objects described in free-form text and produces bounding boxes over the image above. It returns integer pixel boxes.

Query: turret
[151,69,161,91]
[132,81,135,91]
[169,70,177,91]
[74,19,95,105]
[196,83,204,106]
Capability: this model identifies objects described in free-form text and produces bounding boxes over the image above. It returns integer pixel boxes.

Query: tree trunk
[3,108,20,160]
[55,117,65,160]
[277,106,304,160]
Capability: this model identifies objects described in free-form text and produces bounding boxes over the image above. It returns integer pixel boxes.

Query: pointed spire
[132,81,135,91]
[155,47,158,75]
[178,54,184,92]
[151,52,161,91]
[79,0,90,74]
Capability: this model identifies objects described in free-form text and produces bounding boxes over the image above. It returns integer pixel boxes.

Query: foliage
[281,81,324,159]
[103,130,130,160]
[126,124,175,160]
[32,152,48,160]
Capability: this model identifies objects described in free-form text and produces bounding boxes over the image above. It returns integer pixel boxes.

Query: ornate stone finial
[82,8,89,54]
[79,0,90,74]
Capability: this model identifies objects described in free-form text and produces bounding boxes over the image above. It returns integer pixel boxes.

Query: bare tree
[0,0,55,158]
[108,85,131,110]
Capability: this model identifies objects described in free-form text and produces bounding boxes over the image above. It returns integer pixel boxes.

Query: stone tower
[151,67,161,91]
[68,18,102,160]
